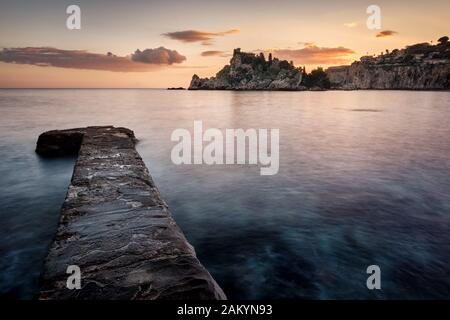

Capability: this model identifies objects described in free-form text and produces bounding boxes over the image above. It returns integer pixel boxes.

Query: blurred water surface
[0,89,449,299]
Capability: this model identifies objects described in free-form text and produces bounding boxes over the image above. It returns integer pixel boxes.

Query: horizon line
[0,87,170,90]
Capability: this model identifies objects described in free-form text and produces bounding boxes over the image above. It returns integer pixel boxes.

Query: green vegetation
[303,68,331,89]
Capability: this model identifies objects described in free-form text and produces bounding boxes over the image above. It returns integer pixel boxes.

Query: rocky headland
[189,37,450,91]
[326,37,450,90]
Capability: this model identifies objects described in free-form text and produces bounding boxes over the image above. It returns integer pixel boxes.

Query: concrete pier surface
[36,126,226,300]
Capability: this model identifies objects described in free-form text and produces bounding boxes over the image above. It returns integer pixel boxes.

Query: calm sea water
[0,89,449,299]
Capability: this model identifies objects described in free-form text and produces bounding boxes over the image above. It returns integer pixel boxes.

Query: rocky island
[189,48,312,90]
[189,37,450,91]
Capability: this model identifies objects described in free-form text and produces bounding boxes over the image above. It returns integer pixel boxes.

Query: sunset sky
[0,0,449,88]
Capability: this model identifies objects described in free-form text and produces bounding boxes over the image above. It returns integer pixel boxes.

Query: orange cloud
[163,29,239,45]
[200,50,230,57]
[376,30,398,38]
[269,44,355,65]
[131,47,186,64]
[0,47,186,72]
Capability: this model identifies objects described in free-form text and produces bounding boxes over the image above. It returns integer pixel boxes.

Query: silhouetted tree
[279,60,291,70]
[302,66,307,78]
[303,67,331,89]
[268,53,273,64]
[438,36,449,45]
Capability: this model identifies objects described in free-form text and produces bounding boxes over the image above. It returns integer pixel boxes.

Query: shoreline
[0,87,448,92]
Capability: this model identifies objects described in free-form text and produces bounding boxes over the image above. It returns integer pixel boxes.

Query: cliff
[189,48,306,90]
[326,40,450,90]
[37,126,226,300]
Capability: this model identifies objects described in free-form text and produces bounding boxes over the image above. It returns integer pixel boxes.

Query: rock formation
[326,40,450,90]
[37,126,226,300]
[188,39,449,91]
[189,48,306,90]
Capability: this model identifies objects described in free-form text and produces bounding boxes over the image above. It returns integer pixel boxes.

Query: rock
[189,48,306,91]
[36,128,85,157]
[37,126,226,300]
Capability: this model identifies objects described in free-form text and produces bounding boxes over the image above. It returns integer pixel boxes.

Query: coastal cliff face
[189,48,306,90]
[326,41,450,90]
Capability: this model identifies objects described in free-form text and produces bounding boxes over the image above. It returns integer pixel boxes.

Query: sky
[0,0,449,88]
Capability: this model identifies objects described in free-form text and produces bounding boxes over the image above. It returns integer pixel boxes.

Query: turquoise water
[0,89,449,299]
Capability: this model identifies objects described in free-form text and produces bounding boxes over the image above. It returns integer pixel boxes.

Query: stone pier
[36,126,226,300]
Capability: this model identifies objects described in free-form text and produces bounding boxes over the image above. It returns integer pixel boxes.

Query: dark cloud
[131,47,186,64]
[376,30,398,38]
[270,44,355,65]
[200,50,230,57]
[162,29,239,45]
[0,47,186,72]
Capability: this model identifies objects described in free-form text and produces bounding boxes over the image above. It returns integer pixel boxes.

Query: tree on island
[259,52,265,62]
[303,67,331,89]
[438,36,449,45]
[301,66,307,79]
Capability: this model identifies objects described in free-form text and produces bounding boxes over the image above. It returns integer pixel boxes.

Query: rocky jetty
[189,48,306,90]
[167,87,185,90]
[326,38,450,90]
[37,126,226,300]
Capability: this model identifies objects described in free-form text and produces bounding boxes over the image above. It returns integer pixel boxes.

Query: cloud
[298,42,315,47]
[131,47,186,64]
[344,22,358,28]
[376,30,398,38]
[0,47,186,72]
[269,43,355,65]
[200,50,230,57]
[162,29,239,45]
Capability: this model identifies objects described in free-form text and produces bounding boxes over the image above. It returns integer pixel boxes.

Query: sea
[0,89,449,299]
